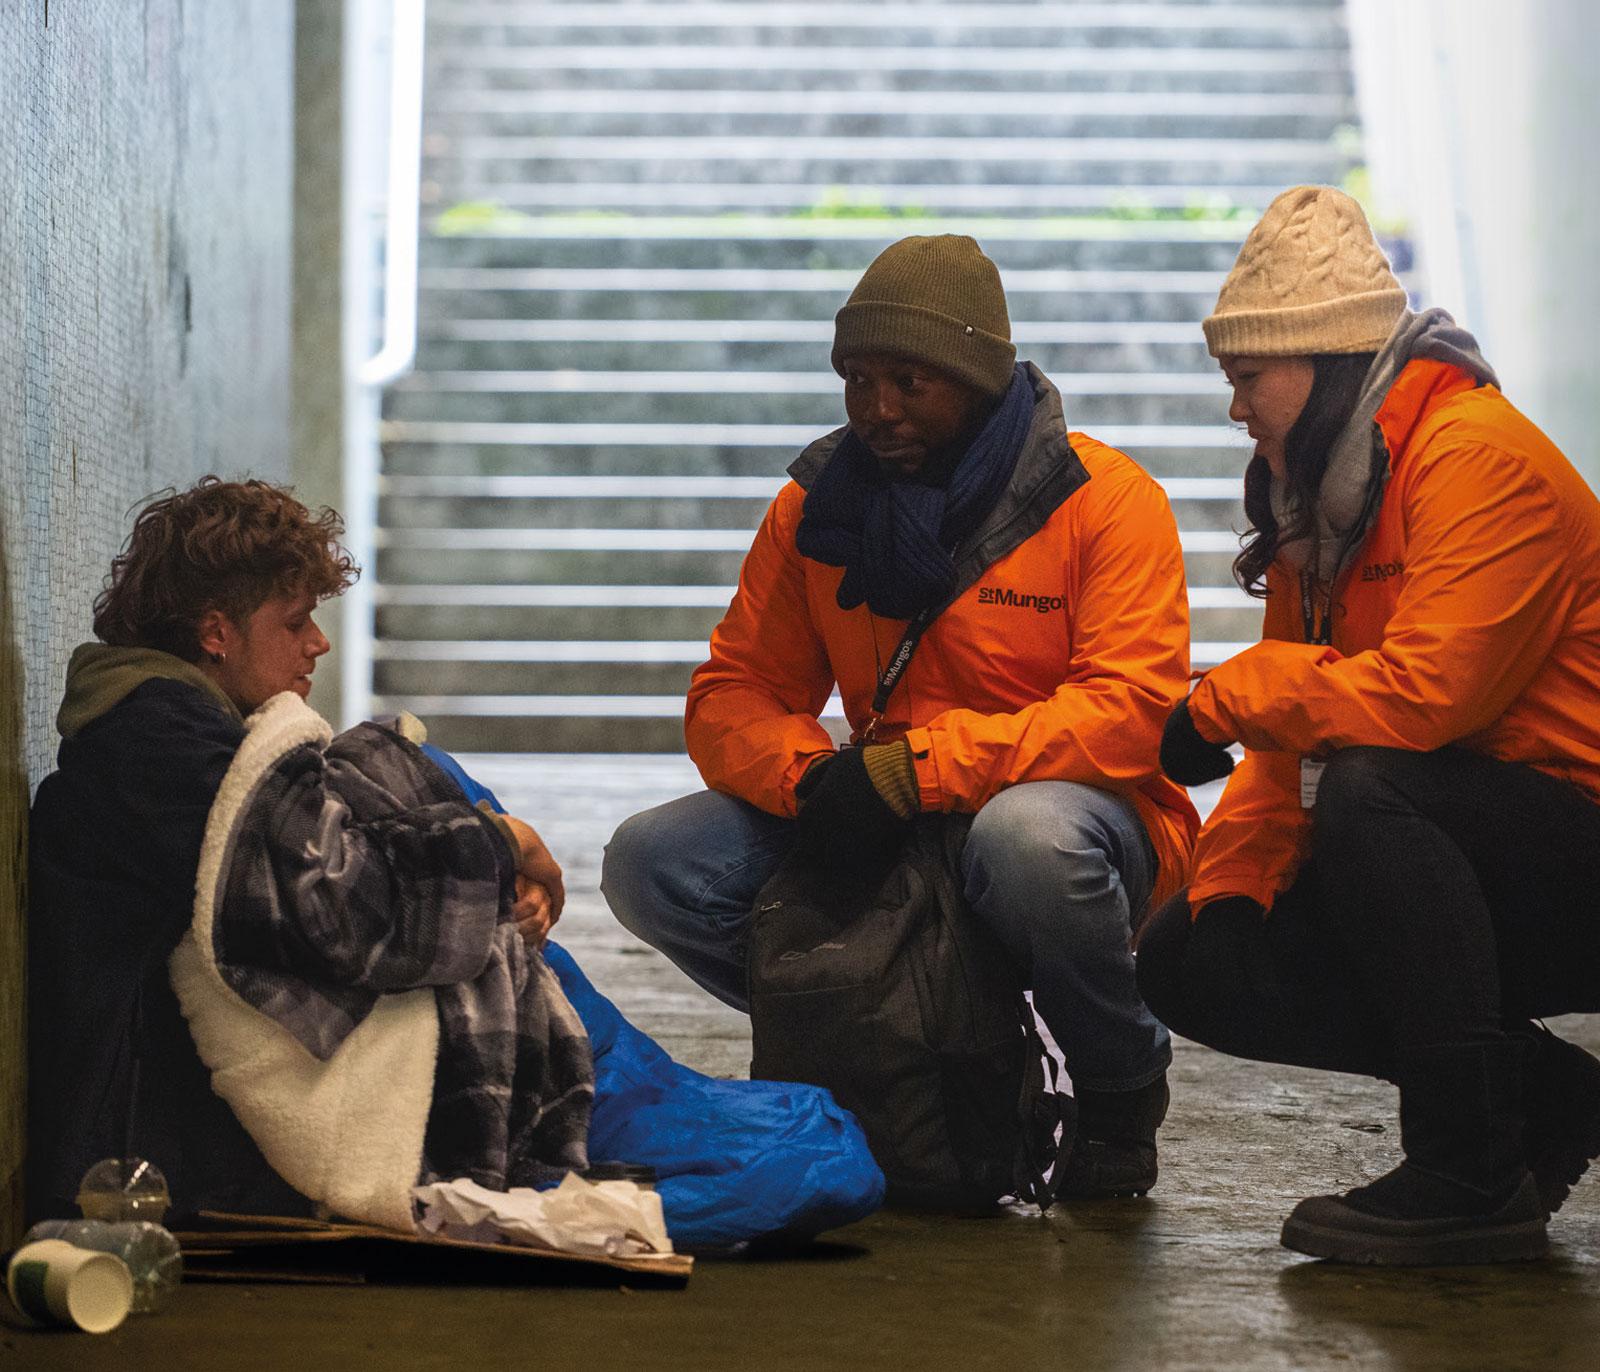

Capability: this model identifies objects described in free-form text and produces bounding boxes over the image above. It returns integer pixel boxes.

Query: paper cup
[7,1239,134,1334]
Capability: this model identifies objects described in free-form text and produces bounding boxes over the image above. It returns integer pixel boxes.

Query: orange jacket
[686,368,1199,911]
[1188,359,1600,910]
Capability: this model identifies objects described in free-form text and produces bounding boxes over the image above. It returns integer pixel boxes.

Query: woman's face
[1219,355,1315,480]
[201,591,332,713]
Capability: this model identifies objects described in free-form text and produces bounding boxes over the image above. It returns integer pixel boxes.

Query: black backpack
[748,815,1066,1212]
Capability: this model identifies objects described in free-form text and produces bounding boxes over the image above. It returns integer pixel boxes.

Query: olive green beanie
[832,235,1016,397]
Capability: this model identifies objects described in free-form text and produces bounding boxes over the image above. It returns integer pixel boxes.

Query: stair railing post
[342,0,427,730]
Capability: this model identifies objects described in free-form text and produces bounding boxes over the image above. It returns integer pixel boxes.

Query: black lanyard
[1299,571,1336,647]
[853,604,939,745]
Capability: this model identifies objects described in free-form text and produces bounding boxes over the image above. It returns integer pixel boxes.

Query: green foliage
[1340,165,1412,236]
[784,188,931,220]
[433,201,535,235]
[1102,191,1254,224]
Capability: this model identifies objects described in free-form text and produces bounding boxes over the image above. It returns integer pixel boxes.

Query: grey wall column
[293,0,348,722]
[1350,0,1600,484]
[0,1,294,1247]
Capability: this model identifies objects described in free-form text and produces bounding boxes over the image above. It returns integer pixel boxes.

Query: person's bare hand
[499,814,565,919]
[511,875,557,948]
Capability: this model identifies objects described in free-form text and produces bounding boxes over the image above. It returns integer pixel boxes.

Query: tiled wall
[0,0,294,1243]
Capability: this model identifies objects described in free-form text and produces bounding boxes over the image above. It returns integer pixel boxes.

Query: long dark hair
[1233,352,1377,596]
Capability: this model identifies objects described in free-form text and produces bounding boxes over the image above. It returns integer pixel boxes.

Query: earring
[210,650,226,665]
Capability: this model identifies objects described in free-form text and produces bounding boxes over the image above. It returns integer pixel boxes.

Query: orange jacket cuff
[905,726,945,811]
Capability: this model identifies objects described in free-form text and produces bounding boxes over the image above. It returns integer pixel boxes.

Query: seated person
[602,235,1199,1197]
[28,477,882,1244]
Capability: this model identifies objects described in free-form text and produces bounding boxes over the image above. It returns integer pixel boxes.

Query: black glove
[1195,894,1266,927]
[1159,699,1235,786]
[792,746,913,876]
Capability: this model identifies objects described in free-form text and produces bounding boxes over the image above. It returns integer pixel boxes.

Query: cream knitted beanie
[1203,185,1408,357]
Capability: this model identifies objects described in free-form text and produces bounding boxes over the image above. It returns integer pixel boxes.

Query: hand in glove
[793,741,918,875]
[1194,894,1266,927]
[1159,699,1235,786]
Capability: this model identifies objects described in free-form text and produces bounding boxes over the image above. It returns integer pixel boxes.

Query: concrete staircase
[376,0,1364,751]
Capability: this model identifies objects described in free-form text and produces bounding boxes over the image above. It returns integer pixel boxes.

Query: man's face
[841,353,991,477]
[214,591,331,713]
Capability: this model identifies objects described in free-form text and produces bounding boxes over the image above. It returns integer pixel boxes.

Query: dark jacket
[28,675,310,1222]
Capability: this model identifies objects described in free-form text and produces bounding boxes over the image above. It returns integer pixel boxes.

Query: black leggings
[1137,746,1600,1078]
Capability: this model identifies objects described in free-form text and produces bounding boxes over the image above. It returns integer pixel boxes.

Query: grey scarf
[1273,308,1499,583]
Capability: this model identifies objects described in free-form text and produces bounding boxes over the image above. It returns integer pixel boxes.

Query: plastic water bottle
[29,1157,184,1312]
[22,1220,182,1313]
[75,1157,173,1223]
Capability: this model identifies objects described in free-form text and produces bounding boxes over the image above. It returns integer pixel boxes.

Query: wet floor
[7,756,1599,1371]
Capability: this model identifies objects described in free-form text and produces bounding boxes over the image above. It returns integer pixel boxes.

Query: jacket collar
[57,642,242,739]
[1374,356,1484,465]
[786,361,1091,602]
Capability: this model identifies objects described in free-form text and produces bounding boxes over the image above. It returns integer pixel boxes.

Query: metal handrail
[358,0,427,387]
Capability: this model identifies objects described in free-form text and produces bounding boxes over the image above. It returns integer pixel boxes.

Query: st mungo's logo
[978,586,1065,614]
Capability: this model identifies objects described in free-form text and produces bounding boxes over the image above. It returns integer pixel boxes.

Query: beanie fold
[1203,287,1409,358]
[833,301,1015,397]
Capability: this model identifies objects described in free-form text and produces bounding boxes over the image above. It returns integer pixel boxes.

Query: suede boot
[1281,1040,1548,1265]
[1514,1021,1600,1215]
[1055,1074,1169,1200]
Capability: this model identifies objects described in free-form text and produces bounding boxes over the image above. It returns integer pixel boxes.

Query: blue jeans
[602,781,1170,1093]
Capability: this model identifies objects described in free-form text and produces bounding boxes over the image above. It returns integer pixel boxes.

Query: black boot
[1055,1074,1169,1200]
[1280,1040,1548,1265]
[1515,1021,1600,1215]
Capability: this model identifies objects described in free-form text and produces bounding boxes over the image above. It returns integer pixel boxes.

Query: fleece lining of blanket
[169,691,438,1232]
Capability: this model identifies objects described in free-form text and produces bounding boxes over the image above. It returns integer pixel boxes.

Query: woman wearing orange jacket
[604,235,1199,1199]
[1139,185,1600,1265]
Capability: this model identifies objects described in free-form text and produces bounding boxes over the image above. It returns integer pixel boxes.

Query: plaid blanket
[211,716,593,1192]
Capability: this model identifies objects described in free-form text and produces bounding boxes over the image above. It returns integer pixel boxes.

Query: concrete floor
[7,756,1600,1371]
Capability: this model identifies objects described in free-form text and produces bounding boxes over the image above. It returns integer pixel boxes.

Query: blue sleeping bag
[421,745,885,1248]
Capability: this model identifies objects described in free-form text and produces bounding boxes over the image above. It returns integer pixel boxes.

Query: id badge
[1300,757,1327,809]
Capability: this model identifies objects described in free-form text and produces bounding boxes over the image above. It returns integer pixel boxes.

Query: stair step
[373,715,711,753]
[428,150,1348,189]
[428,2,1347,39]
[425,108,1351,142]
[412,337,1217,376]
[371,547,1243,589]
[389,369,1230,396]
[416,229,1253,273]
[373,600,1261,648]
[427,42,1349,72]
[418,283,1221,325]
[432,134,1345,165]
[419,182,1299,215]
[411,314,1220,376]
[381,419,1241,447]
[382,438,1254,479]
[377,473,1243,497]
[383,376,1232,426]
[377,658,700,699]
[418,265,1228,292]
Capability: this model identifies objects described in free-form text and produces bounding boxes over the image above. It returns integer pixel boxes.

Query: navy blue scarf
[795,364,1035,619]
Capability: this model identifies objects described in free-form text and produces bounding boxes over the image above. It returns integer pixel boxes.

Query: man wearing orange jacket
[603,235,1199,1198]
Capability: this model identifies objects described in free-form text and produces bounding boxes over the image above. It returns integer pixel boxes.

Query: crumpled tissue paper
[412,1174,674,1259]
